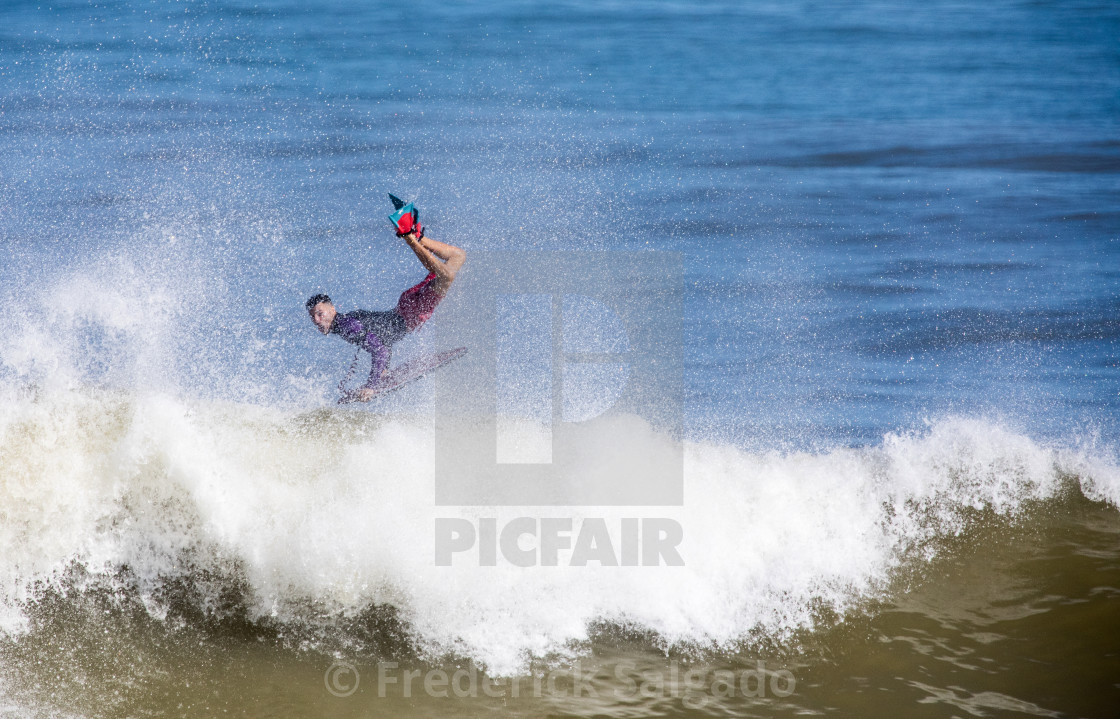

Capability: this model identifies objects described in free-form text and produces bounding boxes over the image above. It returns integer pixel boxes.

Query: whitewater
[4,378,1116,675]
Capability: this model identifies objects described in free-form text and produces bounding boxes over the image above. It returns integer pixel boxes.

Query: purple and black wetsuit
[330,309,408,388]
[329,272,443,388]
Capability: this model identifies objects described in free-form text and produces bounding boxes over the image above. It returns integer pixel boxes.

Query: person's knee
[449,247,466,277]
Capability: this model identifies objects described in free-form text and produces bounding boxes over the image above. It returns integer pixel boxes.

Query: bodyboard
[338,346,467,404]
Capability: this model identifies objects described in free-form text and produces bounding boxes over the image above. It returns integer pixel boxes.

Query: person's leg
[403,233,466,297]
[396,233,467,332]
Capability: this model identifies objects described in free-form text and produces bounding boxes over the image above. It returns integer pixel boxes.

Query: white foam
[0,388,1115,674]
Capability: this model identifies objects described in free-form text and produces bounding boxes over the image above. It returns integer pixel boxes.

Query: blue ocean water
[1,3,1119,716]
[2,0,1116,448]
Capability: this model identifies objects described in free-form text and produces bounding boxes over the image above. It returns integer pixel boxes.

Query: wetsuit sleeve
[361,331,391,388]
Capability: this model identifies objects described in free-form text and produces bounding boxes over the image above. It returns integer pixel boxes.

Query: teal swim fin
[388,193,421,237]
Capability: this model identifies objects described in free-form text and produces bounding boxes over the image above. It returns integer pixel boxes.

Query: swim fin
[388,193,422,237]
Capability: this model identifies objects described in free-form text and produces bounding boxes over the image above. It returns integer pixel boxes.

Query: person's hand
[357,387,376,402]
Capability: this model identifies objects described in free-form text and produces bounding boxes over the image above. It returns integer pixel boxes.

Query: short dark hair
[306,294,332,311]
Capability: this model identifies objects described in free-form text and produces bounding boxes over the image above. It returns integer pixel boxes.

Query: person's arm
[360,331,391,389]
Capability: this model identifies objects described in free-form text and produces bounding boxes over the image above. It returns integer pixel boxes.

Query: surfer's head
[306,294,336,335]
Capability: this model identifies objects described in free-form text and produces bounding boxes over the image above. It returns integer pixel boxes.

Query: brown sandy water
[3,491,1116,718]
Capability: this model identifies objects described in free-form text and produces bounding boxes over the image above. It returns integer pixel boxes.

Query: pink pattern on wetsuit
[396,272,443,331]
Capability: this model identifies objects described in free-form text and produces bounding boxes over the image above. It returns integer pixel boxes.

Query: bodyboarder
[306,195,467,402]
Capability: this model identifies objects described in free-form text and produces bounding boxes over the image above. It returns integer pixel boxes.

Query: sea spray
[2,388,1116,674]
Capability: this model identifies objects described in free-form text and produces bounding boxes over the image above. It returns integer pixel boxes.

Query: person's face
[309,301,336,334]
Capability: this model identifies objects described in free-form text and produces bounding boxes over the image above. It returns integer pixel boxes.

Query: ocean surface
[1,1,1118,717]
